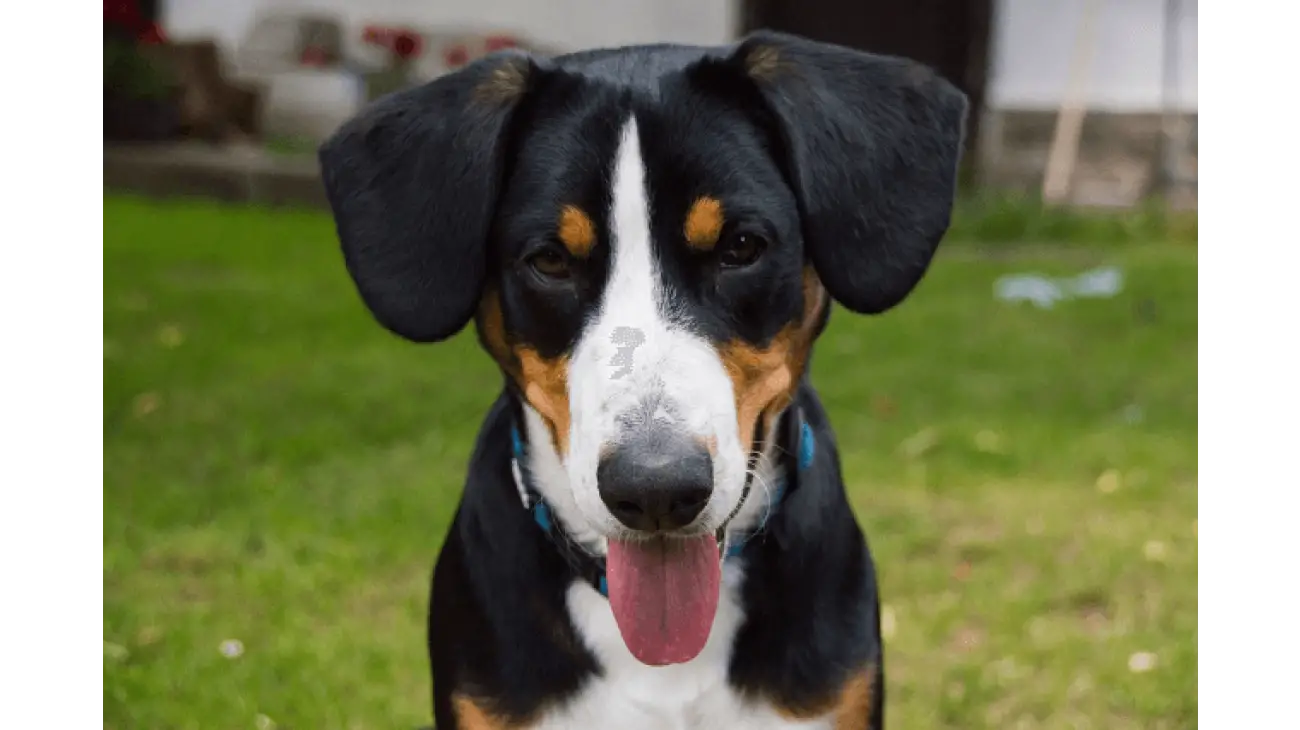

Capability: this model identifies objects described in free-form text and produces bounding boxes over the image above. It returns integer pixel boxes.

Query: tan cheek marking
[684,196,725,250]
[477,290,571,456]
[722,339,794,448]
[453,694,529,729]
[476,289,513,369]
[772,664,877,726]
[724,268,828,443]
[557,205,597,257]
[516,348,571,455]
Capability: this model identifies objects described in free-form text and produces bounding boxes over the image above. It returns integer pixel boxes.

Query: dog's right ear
[689,32,968,316]
[319,51,542,343]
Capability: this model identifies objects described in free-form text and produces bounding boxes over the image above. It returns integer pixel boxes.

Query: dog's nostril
[615,500,644,516]
[597,427,713,533]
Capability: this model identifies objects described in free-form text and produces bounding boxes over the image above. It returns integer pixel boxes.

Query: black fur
[697,30,969,315]
[728,383,885,724]
[319,50,544,343]
[428,396,601,724]
[430,383,880,727]
[319,31,966,730]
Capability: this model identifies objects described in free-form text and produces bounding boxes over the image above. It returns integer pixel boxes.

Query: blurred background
[103,1,1197,728]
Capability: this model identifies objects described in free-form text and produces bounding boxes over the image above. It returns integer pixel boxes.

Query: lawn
[103,195,1197,730]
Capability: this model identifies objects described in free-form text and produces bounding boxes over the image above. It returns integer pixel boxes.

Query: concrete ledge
[977,109,1197,208]
[106,128,1197,214]
[986,109,1197,157]
[104,142,328,209]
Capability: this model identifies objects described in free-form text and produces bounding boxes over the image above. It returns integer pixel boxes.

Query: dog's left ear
[318,51,543,343]
[695,31,969,314]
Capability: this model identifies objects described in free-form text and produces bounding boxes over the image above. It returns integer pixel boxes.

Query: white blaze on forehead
[572,116,671,435]
[606,118,661,332]
[525,115,777,544]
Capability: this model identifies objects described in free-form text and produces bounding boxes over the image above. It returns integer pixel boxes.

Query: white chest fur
[526,563,832,730]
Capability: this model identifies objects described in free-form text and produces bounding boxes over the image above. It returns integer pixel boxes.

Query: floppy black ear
[707,31,969,314]
[318,51,541,342]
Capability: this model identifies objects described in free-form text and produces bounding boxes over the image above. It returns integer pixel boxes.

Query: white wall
[162,0,1196,114]
[162,0,738,59]
[163,0,259,52]
[989,0,1197,112]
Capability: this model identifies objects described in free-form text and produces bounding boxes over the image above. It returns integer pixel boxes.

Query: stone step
[104,142,326,209]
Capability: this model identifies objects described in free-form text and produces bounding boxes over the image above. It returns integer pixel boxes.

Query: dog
[318,30,966,730]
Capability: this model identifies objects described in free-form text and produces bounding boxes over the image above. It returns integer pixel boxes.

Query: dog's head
[320,31,966,552]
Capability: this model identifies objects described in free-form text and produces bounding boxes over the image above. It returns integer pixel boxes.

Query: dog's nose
[597,427,713,533]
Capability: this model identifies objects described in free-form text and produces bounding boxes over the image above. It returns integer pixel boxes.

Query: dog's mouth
[605,533,720,666]
[602,484,751,667]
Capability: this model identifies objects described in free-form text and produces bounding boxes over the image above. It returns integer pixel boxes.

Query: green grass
[946,191,1198,247]
[104,195,1197,730]
[264,135,320,157]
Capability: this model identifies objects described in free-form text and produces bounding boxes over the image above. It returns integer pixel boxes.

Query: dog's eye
[717,232,767,269]
[527,249,573,280]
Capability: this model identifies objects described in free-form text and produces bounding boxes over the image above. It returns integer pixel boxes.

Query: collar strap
[510,411,815,598]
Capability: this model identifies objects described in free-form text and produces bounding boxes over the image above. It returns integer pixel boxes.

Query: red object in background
[484,35,517,52]
[105,0,166,44]
[444,45,469,68]
[104,0,142,29]
[300,46,328,66]
[363,25,424,62]
[137,22,165,45]
[391,31,423,61]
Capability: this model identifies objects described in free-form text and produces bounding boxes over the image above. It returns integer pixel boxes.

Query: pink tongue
[605,534,721,666]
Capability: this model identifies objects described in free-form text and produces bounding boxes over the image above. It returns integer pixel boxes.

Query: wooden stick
[1042,0,1104,204]
[1158,0,1184,201]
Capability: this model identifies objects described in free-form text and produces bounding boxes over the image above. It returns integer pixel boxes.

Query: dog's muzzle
[596,419,713,534]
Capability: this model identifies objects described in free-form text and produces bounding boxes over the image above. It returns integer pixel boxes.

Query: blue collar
[509,412,816,598]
